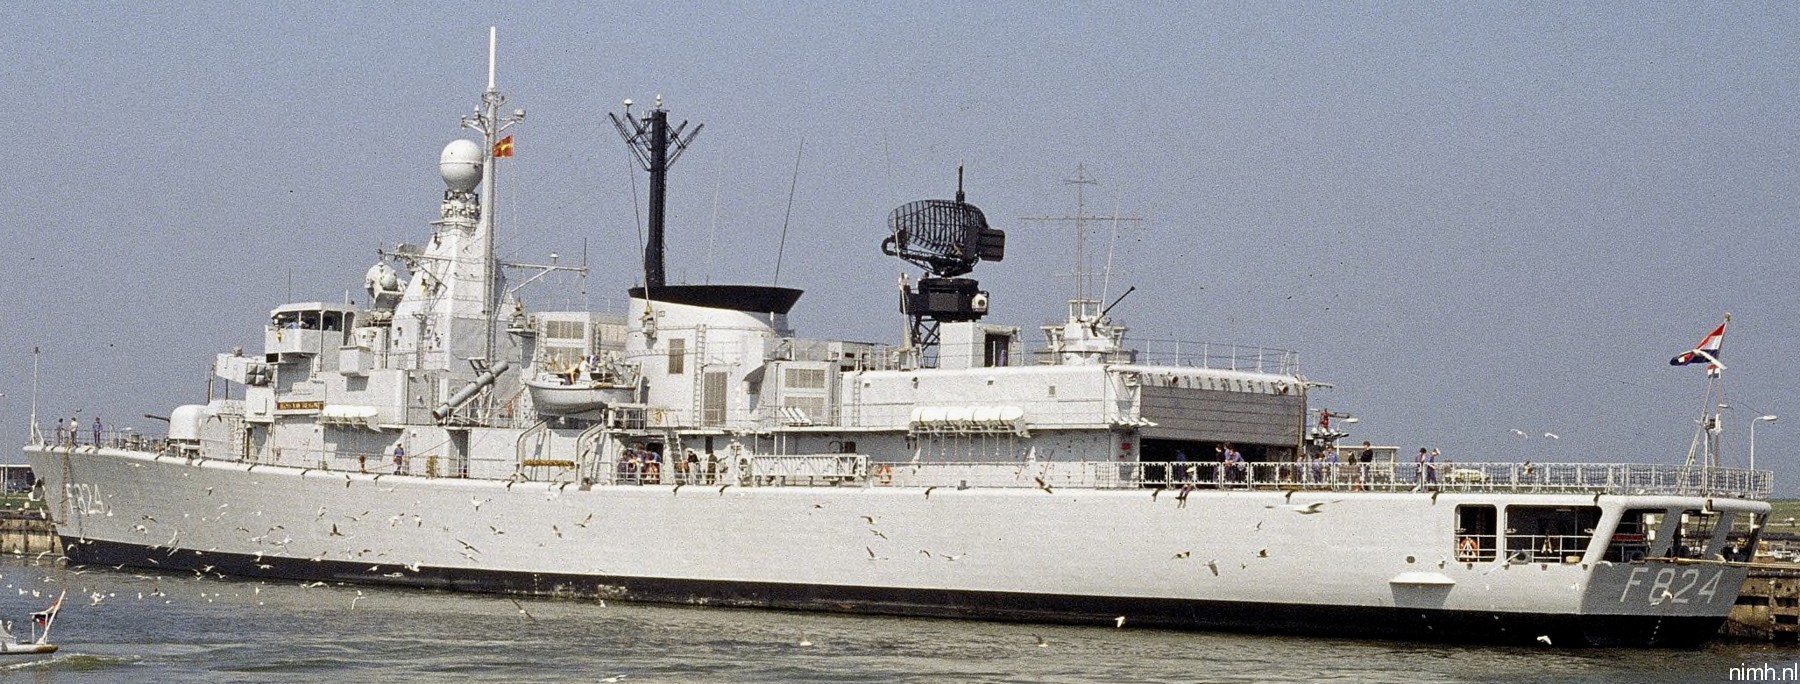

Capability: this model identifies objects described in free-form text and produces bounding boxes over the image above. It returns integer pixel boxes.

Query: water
[0,556,1793,683]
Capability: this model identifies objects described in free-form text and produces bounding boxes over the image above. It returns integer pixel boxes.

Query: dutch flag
[1670,320,1727,375]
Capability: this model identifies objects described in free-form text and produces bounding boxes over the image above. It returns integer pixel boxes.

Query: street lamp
[1751,415,1778,470]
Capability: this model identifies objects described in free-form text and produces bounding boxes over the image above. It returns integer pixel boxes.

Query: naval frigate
[24,29,1773,647]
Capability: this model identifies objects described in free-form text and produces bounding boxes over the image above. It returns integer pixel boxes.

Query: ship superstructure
[24,29,1774,647]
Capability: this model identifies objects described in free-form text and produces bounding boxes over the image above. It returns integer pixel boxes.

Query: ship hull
[29,445,1750,647]
[61,536,1724,647]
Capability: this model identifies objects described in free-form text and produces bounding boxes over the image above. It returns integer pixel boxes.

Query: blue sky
[3,4,1797,490]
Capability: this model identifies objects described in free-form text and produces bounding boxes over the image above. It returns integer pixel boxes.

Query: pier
[0,510,59,557]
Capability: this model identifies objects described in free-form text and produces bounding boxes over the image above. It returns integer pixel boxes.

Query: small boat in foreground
[0,590,63,656]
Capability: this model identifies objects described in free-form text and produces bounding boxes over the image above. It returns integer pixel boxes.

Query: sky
[2,4,1797,490]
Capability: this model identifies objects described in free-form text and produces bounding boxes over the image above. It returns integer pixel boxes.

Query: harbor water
[0,557,1793,683]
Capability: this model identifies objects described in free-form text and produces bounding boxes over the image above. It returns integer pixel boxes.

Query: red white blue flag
[1670,320,1727,373]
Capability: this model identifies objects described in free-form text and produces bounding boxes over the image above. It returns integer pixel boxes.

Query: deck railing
[865,460,1772,499]
[55,438,1773,500]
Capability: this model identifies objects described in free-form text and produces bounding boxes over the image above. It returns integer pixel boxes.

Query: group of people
[1167,443,1250,487]
[51,416,102,447]
[616,444,720,485]
[1295,442,1443,491]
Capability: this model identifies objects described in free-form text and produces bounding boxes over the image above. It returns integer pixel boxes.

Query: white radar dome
[439,139,483,192]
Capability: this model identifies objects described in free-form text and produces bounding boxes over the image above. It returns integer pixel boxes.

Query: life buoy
[876,464,893,485]
[1458,536,1478,562]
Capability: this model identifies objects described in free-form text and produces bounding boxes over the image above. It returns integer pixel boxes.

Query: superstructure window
[784,367,826,390]
[668,338,685,375]
[1723,511,1766,563]
[1673,510,1720,559]
[1506,505,1601,564]
[544,320,587,339]
[1604,509,1660,562]
[1455,505,1498,562]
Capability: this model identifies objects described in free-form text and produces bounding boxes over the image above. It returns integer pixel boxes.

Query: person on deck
[1222,443,1246,486]
[1354,441,1374,491]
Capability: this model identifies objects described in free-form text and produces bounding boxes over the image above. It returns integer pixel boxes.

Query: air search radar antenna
[882,165,1006,366]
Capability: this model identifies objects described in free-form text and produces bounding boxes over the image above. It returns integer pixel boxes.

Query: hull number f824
[1619,566,1725,605]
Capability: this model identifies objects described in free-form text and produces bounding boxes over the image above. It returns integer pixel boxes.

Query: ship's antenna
[1019,165,1140,319]
[28,347,40,445]
[487,27,497,92]
[1099,201,1121,306]
[707,161,722,285]
[772,136,805,286]
[621,102,647,294]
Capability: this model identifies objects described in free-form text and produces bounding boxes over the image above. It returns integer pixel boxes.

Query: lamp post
[1751,415,1778,470]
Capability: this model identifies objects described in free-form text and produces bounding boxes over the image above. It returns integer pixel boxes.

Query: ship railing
[861,460,1772,499]
[1502,533,1594,564]
[1028,338,1300,375]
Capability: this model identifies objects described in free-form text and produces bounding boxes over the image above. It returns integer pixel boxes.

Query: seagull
[672,483,683,495]
[1034,477,1054,494]
[576,513,594,528]
[1257,548,1269,558]
[509,598,536,621]
[718,484,731,495]
[1173,551,1190,559]
[1536,635,1553,646]
[860,516,877,525]
[471,498,490,511]
[1509,429,1527,437]
[797,631,813,647]
[1206,560,1220,576]
[866,546,877,559]
[1150,487,1163,501]
[1290,501,1327,514]
[1543,432,1560,440]
[1114,616,1126,628]
[1034,634,1048,647]
[870,529,887,540]
[923,486,937,499]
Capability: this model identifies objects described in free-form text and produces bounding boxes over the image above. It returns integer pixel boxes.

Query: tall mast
[460,27,524,365]
[611,97,703,290]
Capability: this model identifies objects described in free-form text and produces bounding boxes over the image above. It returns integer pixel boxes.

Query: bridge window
[1506,505,1601,563]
